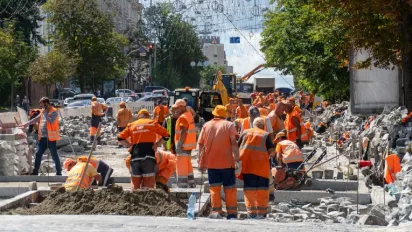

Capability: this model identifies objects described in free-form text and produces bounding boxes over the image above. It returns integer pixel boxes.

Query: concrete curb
[0,187,29,198]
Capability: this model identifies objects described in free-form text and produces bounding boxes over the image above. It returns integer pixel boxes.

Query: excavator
[212,70,229,105]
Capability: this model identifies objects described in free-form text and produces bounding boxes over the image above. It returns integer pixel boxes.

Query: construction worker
[163,105,179,153]
[288,97,302,114]
[90,96,107,143]
[267,102,286,134]
[126,150,176,192]
[225,98,237,121]
[117,101,132,132]
[304,121,315,141]
[268,98,276,112]
[273,131,304,170]
[63,156,114,186]
[63,157,102,191]
[153,100,169,126]
[255,102,269,117]
[284,103,307,149]
[238,117,275,219]
[174,99,197,188]
[198,105,239,219]
[19,97,62,176]
[236,98,248,119]
[118,109,170,190]
[239,106,273,138]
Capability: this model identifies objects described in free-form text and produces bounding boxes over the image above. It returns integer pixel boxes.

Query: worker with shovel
[63,156,114,186]
[118,109,169,190]
[63,157,102,191]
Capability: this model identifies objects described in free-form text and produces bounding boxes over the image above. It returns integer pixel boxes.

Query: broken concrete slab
[357,215,388,226]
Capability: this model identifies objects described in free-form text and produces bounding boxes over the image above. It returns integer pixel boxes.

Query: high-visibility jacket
[165,116,173,151]
[64,162,97,190]
[38,107,60,141]
[239,128,270,179]
[285,108,308,142]
[118,118,169,145]
[240,117,267,134]
[117,108,133,128]
[91,101,106,117]
[304,121,314,139]
[175,111,196,151]
[125,151,176,184]
[154,105,168,123]
[384,154,401,184]
[277,140,304,164]
[77,156,99,169]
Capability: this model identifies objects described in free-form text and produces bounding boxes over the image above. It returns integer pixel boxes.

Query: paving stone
[369,204,389,220]
[327,204,339,213]
[327,211,345,218]
[357,215,388,226]
[388,219,399,227]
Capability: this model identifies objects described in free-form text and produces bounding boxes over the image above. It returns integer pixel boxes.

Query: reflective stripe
[239,130,268,153]
[283,156,304,163]
[257,207,267,210]
[175,130,182,135]
[182,143,196,148]
[223,185,236,189]
[239,145,267,152]
[212,207,222,211]
[131,156,156,162]
[288,128,297,132]
[226,207,238,210]
[247,207,258,210]
[210,182,223,187]
[142,173,155,177]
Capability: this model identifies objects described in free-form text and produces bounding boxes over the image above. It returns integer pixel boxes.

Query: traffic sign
[230,37,240,44]
[139,47,147,56]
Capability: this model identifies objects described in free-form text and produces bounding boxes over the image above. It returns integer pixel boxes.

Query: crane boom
[241,64,265,81]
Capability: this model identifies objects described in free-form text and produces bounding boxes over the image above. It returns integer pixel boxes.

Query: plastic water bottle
[187,193,196,220]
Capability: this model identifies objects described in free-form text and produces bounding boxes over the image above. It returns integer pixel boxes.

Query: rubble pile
[0,128,31,176]
[270,197,388,226]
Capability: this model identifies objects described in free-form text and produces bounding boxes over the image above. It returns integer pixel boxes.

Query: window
[214,54,217,57]
[214,62,217,65]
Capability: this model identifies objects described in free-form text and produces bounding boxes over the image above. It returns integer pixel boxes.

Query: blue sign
[230,37,240,44]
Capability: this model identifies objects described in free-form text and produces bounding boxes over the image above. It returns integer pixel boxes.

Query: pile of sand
[15,186,186,217]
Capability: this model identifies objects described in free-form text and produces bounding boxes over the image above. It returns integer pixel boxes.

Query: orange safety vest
[38,107,60,141]
[284,109,308,142]
[64,162,95,190]
[117,108,133,128]
[175,111,197,151]
[239,128,270,179]
[384,154,401,184]
[240,117,267,134]
[77,156,99,169]
[277,140,304,163]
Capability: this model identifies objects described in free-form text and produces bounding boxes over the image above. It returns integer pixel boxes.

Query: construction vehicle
[172,87,222,122]
[212,70,231,105]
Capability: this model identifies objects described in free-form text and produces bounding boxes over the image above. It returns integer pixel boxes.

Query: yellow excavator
[212,70,229,105]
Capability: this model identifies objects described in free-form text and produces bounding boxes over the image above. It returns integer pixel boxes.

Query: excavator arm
[241,64,265,81]
[212,70,229,105]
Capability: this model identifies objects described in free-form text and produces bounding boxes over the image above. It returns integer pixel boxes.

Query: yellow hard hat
[212,105,226,118]
[138,109,150,117]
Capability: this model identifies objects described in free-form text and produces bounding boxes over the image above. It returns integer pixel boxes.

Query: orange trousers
[89,126,101,136]
[208,168,238,217]
[131,176,155,190]
[176,153,194,187]
[243,174,269,217]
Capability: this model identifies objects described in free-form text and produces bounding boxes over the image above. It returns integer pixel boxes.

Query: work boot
[31,169,38,176]
[269,192,275,202]
[90,135,95,144]
[55,172,62,176]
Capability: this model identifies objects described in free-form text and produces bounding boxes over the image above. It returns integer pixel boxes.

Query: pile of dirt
[14,185,186,217]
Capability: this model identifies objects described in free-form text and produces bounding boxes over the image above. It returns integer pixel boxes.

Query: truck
[254,77,275,94]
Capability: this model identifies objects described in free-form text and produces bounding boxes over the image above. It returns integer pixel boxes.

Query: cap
[63,158,76,171]
[212,105,226,118]
[250,93,256,98]
[39,97,50,104]
[92,96,97,101]
[119,101,126,107]
[174,99,186,107]
[137,109,150,117]
[275,131,286,141]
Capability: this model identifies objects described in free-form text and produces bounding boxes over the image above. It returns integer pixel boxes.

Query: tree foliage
[144,3,205,90]
[28,49,77,96]
[261,0,350,101]
[200,65,226,90]
[44,0,128,92]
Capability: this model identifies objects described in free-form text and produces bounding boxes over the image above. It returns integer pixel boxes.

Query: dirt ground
[11,186,186,217]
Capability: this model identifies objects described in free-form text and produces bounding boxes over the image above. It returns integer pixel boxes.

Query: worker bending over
[64,156,114,186]
[117,101,132,132]
[273,132,305,170]
[238,117,275,219]
[198,105,239,219]
[63,157,102,191]
[126,150,176,192]
[174,99,197,188]
[118,109,169,190]
[284,103,307,149]
[90,96,108,143]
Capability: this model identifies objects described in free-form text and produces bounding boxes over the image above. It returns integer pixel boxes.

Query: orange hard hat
[63,158,76,171]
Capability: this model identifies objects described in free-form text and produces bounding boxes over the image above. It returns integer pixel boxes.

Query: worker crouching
[198,105,240,219]
[238,117,275,219]
[63,157,102,191]
[63,156,114,187]
[126,150,176,192]
[273,132,305,170]
[118,109,170,190]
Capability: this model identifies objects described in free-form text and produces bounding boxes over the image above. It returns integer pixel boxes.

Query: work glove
[296,138,303,149]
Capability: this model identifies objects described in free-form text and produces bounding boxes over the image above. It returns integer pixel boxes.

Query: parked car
[50,99,64,108]
[73,93,95,102]
[135,92,145,98]
[60,88,78,99]
[106,97,133,105]
[63,97,75,106]
[97,98,106,104]
[144,86,173,96]
[137,95,168,104]
[66,100,92,108]
[152,89,168,97]
[115,89,135,97]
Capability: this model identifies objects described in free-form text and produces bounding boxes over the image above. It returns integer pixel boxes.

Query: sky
[141,0,294,89]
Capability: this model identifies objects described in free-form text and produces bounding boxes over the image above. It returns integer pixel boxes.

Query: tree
[260,0,350,101]
[44,0,128,93]
[144,3,205,90]
[0,24,36,108]
[311,0,412,109]
[200,65,226,90]
[28,49,77,96]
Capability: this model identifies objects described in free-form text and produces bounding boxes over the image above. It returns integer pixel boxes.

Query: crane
[240,64,265,81]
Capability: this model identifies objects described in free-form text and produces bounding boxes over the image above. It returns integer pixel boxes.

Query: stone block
[28,181,37,191]
[369,204,390,220]
[388,219,399,227]
[357,215,388,226]
[327,211,345,218]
